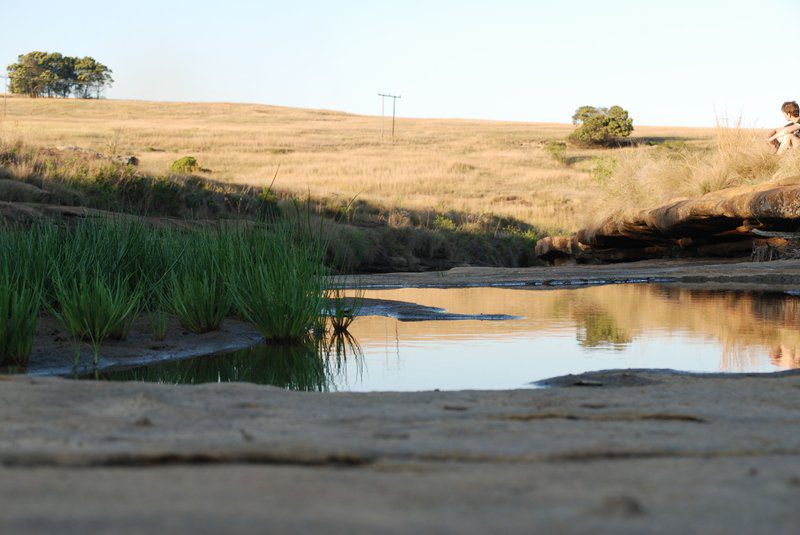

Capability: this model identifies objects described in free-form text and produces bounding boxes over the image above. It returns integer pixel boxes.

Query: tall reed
[166,227,232,333]
[167,272,231,333]
[0,271,41,369]
[0,216,334,368]
[51,272,141,368]
[229,222,329,342]
[325,285,364,334]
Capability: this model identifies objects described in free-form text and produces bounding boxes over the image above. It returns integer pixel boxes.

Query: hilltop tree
[74,56,114,99]
[569,105,634,146]
[6,52,113,98]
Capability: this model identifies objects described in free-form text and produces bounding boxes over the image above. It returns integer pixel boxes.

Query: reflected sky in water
[104,284,800,391]
[333,285,800,391]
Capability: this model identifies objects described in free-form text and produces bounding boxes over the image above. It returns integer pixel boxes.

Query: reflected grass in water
[99,331,364,391]
[100,343,329,391]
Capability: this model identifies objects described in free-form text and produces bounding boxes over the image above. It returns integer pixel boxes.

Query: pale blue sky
[2,0,798,126]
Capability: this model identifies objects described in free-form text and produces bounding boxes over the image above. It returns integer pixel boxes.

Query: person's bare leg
[777,134,793,155]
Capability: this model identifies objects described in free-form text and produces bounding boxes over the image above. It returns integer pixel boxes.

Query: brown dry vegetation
[586,122,800,235]
[0,95,720,234]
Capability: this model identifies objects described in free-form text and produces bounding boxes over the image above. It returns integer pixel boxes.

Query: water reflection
[101,334,364,391]
[339,285,800,390]
[102,284,800,392]
[575,307,632,350]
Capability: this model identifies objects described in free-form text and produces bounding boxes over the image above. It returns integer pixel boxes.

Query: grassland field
[0,95,719,235]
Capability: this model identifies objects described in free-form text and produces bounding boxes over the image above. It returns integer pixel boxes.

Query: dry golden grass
[589,121,800,232]
[0,95,720,233]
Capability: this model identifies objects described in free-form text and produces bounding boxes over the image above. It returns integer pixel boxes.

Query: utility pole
[0,75,8,122]
[378,93,401,141]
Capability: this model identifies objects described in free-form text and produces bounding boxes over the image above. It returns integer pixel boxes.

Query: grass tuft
[230,222,328,343]
[168,271,231,334]
[0,271,41,369]
[51,271,141,368]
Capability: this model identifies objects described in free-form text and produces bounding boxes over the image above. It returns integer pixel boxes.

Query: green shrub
[569,105,633,146]
[433,214,456,231]
[545,140,568,166]
[591,156,617,186]
[170,156,201,174]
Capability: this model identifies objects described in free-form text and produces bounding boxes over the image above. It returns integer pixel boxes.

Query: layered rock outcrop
[536,182,800,264]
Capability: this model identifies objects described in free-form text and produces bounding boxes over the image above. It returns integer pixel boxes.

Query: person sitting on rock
[767,101,800,154]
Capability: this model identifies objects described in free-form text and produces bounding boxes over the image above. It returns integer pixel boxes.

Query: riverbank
[22,258,800,377]
[348,257,800,289]
[5,260,800,532]
[0,369,798,533]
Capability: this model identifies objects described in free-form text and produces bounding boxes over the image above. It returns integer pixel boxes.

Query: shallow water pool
[100,284,800,391]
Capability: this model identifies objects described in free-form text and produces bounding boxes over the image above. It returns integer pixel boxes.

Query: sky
[1,0,798,126]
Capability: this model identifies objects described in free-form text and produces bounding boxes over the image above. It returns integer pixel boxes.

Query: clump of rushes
[326,285,364,334]
[52,272,141,369]
[166,227,231,333]
[230,223,328,343]
[0,272,41,369]
[167,271,230,333]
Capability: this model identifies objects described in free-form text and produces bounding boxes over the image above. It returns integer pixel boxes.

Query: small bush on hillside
[170,156,201,174]
[569,105,633,147]
[591,156,617,186]
[545,140,568,166]
[433,214,456,231]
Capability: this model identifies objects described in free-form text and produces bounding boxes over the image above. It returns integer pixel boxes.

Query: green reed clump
[51,272,141,368]
[325,285,364,334]
[56,218,177,307]
[0,215,336,371]
[168,272,231,333]
[230,222,329,343]
[166,227,232,333]
[0,222,59,293]
[0,272,41,369]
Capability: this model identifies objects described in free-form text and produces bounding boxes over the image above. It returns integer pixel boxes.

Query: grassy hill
[0,96,717,235]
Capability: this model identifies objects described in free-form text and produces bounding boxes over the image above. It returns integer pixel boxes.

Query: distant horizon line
[0,93,739,129]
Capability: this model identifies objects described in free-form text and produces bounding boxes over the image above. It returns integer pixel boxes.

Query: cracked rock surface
[0,370,799,533]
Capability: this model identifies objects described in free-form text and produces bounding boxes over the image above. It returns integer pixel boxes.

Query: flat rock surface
[1,370,799,533]
[349,258,800,288]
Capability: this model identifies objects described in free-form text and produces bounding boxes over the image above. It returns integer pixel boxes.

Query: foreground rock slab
[0,370,798,534]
